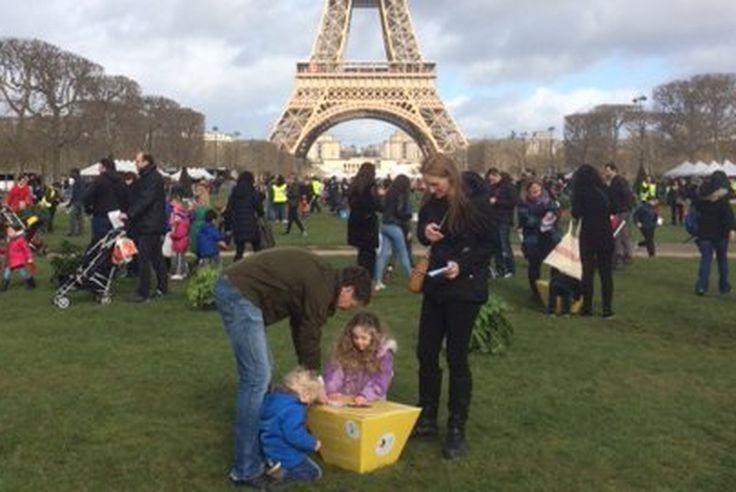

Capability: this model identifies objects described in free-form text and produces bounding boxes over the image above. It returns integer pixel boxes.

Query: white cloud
[1,0,735,145]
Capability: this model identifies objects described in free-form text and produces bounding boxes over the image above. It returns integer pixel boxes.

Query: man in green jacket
[214,247,371,488]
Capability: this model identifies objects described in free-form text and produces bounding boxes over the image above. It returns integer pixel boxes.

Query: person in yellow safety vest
[39,184,60,233]
[639,178,657,203]
[310,177,323,214]
[731,179,736,195]
[271,175,288,223]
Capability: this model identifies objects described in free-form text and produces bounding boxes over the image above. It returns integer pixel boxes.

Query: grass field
[2,207,736,492]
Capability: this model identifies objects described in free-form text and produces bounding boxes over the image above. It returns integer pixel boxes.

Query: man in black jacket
[604,163,635,269]
[82,158,128,243]
[124,152,167,302]
[487,169,517,277]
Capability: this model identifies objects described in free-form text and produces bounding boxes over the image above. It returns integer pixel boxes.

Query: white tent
[691,161,711,176]
[80,160,172,178]
[720,160,736,177]
[80,159,137,177]
[171,167,214,181]
[663,161,695,178]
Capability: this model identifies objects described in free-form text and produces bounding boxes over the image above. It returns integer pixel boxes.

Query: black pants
[417,296,481,428]
[234,239,261,262]
[526,253,545,297]
[581,250,613,315]
[356,247,376,280]
[638,227,656,257]
[135,234,168,298]
[285,205,304,233]
[670,204,684,225]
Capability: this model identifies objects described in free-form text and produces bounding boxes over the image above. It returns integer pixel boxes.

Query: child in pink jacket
[1,225,36,291]
[169,195,191,280]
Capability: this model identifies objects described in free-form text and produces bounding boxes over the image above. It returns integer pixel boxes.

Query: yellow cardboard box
[307,400,421,474]
[536,279,583,314]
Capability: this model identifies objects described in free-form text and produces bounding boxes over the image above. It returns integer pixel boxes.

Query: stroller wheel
[99,295,112,305]
[54,296,70,309]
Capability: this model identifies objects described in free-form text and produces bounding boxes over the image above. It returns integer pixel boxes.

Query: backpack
[684,205,699,237]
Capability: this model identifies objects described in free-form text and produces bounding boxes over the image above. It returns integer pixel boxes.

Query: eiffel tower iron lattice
[269,0,467,158]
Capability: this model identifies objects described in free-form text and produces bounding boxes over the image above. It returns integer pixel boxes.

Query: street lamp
[212,126,219,167]
[232,131,241,169]
[547,126,556,173]
[632,96,648,176]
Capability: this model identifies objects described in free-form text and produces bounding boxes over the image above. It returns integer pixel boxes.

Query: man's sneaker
[374,281,386,292]
[170,274,184,281]
[503,272,514,279]
[152,288,167,298]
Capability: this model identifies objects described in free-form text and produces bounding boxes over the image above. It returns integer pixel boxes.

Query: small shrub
[49,240,83,285]
[186,266,219,309]
[470,295,514,355]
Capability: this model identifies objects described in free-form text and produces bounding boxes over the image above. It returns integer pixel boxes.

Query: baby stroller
[52,228,138,309]
[0,205,47,255]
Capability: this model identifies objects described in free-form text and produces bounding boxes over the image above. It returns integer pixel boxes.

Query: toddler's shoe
[265,460,282,480]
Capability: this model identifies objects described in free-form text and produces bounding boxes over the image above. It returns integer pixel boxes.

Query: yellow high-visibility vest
[272,184,287,204]
[311,180,323,197]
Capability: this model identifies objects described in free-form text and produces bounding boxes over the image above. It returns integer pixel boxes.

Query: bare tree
[653,73,736,163]
[0,38,48,173]
[29,42,102,179]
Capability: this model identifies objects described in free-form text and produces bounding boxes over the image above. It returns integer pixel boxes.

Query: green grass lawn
[2,241,736,490]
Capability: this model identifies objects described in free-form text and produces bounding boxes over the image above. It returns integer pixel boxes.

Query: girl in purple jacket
[324,311,396,406]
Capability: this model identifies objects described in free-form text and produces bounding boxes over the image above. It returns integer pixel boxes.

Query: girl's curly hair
[330,311,386,374]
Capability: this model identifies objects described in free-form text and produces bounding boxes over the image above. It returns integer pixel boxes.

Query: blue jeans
[214,276,271,481]
[496,222,515,275]
[3,267,30,281]
[696,238,731,294]
[374,223,412,280]
[282,457,322,483]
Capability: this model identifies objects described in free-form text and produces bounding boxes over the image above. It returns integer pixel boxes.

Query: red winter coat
[5,233,33,269]
[169,207,191,254]
[5,183,34,212]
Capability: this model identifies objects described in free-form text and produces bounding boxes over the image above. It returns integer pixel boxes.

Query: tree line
[0,38,205,180]
[564,73,736,176]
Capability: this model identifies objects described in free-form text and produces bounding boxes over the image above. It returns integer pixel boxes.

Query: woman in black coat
[571,164,615,317]
[347,163,381,278]
[693,170,735,295]
[224,171,264,262]
[412,155,495,461]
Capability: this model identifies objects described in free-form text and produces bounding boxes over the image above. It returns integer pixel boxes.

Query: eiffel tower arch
[270,0,467,159]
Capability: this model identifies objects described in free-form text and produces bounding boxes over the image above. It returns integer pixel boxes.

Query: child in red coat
[169,195,191,280]
[1,225,36,291]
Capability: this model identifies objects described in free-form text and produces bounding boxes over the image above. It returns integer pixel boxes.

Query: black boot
[442,416,466,460]
[411,405,438,438]
[25,277,36,290]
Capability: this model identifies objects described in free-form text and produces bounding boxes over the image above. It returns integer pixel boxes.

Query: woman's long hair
[348,163,376,207]
[330,311,387,374]
[571,164,606,195]
[385,174,411,206]
[420,154,471,235]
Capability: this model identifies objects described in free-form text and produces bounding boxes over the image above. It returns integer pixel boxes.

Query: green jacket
[224,247,340,369]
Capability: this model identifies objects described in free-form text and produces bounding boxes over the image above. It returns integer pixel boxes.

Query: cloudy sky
[3,0,735,146]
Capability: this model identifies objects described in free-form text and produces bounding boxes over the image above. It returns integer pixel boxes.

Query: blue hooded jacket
[196,222,222,259]
[259,390,317,468]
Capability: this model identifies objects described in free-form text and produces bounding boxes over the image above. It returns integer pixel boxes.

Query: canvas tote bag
[543,220,582,280]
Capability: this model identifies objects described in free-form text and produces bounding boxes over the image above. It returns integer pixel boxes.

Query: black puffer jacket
[572,185,614,254]
[225,182,264,242]
[489,179,517,225]
[83,172,128,217]
[127,164,166,236]
[348,185,381,249]
[417,173,496,304]
[695,186,735,241]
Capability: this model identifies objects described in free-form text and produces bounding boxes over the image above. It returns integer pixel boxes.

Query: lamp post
[212,126,219,167]
[232,131,241,169]
[632,96,647,176]
[547,126,556,173]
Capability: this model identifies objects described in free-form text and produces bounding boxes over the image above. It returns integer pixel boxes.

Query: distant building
[383,130,422,163]
[307,134,341,162]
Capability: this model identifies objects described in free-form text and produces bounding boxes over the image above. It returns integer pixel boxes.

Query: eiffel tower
[269,0,467,159]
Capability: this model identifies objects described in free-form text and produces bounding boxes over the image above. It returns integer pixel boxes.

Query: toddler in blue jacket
[196,210,227,266]
[259,367,324,486]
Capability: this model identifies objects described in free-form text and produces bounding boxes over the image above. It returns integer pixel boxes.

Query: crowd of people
[1,152,734,489]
